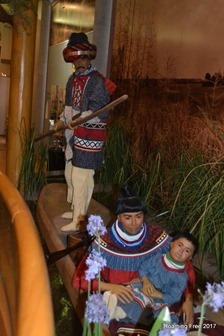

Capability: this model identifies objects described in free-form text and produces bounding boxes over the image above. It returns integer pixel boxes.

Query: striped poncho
[72,221,172,291]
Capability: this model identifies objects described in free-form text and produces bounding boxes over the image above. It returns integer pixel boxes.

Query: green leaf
[149,306,171,336]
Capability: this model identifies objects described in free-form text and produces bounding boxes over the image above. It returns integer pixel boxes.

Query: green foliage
[8,0,35,13]
[169,158,224,279]
[8,0,39,31]
[49,271,75,336]
[98,121,133,187]
[18,128,47,200]
[98,117,224,280]
[106,0,224,283]
[97,120,163,211]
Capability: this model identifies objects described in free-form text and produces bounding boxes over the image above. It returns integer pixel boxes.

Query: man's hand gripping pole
[34,94,128,142]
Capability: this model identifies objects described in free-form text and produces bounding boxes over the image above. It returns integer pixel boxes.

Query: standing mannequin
[53,32,113,232]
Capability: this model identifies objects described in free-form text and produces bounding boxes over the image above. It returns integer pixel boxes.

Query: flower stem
[197,302,205,336]
[97,233,101,293]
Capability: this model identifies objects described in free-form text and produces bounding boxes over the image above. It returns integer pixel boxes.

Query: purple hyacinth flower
[158,327,187,336]
[171,328,187,335]
[158,329,171,336]
[85,293,110,325]
[85,250,107,281]
[203,281,224,312]
[87,215,107,237]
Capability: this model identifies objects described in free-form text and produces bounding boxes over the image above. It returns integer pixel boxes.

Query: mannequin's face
[117,211,144,235]
[170,238,194,263]
[73,56,91,73]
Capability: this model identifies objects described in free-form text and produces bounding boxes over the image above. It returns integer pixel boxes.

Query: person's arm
[141,274,187,305]
[138,254,160,297]
[141,275,157,297]
[178,260,195,325]
[86,74,110,120]
[178,291,194,325]
[72,253,104,292]
[100,281,135,304]
[72,254,135,304]
[53,105,80,130]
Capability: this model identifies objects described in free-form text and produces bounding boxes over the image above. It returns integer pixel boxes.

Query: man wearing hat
[53,32,114,232]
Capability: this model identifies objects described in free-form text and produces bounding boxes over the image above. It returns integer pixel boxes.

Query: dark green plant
[8,0,38,30]
[49,269,76,336]
[97,112,224,280]
[169,158,224,279]
[96,120,132,188]
[105,6,224,280]
[18,128,48,200]
[97,119,165,211]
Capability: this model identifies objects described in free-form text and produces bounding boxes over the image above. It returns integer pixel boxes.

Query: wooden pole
[34,94,128,142]
[93,0,117,77]
[32,1,52,135]
[46,233,95,266]
[6,1,38,186]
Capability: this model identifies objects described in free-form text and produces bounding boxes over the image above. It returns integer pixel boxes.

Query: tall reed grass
[97,81,224,279]
[170,158,224,278]
[18,128,47,200]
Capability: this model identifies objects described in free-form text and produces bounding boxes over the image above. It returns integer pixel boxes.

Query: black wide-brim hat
[63,32,97,63]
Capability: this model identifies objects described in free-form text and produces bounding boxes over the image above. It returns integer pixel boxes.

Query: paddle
[45,232,95,266]
[34,94,128,142]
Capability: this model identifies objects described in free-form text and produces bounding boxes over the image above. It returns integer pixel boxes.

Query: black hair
[171,231,199,257]
[115,185,147,216]
[67,32,89,46]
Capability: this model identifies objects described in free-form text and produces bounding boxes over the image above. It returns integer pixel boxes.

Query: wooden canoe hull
[36,183,114,312]
[36,183,224,335]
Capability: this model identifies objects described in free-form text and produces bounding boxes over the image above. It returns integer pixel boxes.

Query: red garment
[72,224,195,294]
[72,253,140,292]
[185,259,196,294]
[74,124,107,142]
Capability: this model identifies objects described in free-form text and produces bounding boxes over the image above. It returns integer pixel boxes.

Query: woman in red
[72,186,195,334]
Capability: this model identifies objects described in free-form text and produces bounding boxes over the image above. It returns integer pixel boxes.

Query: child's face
[170,237,195,263]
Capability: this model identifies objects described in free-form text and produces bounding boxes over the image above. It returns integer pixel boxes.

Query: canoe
[36,183,224,336]
[36,183,114,317]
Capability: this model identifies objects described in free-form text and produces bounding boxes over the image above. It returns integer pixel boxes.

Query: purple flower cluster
[85,250,107,281]
[85,293,110,326]
[83,214,110,333]
[87,214,107,237]
[155,282,224,336]
[158,328,187,336]
[203,281,224,312]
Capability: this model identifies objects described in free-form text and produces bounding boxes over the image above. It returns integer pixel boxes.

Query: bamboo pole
[6,1,38,187]
[34,94,128,142]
